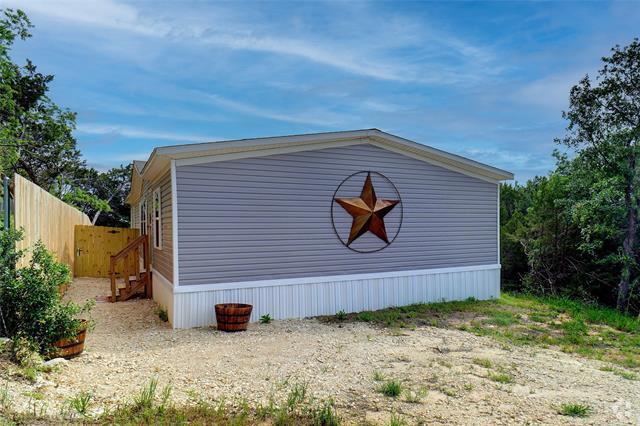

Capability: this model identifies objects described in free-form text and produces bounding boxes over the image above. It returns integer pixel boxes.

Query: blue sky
[3,0,639,181]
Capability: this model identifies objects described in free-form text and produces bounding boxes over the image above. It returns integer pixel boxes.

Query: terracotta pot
[51,320,87,359]
[215,303,253,332]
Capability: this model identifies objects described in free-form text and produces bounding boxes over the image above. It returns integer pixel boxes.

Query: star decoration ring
[331,171,403,253]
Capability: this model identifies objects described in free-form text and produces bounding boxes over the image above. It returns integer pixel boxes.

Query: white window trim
[153,187,162,250]
[139,199,147,235]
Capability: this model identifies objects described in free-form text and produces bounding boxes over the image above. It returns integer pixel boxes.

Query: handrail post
[109,257,117,302]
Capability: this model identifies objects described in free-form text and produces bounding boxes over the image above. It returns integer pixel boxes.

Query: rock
[44,357,68,368]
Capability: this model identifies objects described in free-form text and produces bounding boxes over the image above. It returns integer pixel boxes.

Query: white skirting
[152,269,175,324]
[169,264,501,329]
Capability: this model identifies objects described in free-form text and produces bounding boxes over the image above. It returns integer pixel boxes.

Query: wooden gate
[74,225,139,277]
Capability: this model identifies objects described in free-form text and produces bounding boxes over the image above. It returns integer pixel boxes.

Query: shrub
[0,229,93,356]
[335,310,347,321]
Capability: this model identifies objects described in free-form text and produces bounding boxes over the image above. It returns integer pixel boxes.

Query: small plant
[404,387,427,403]
[357,311,374,322]
[488,372,514,384]
[68,391,92,417]
[473,357,492,368]
[155,306,169,322]
[311,398,340,426]
[388,413,407,426]
[378,379,402,397]
[286,382,308,411]
[260,314,273,324]
[335,310,347,321]
[557,403,592,418]
[0,384,11,410]
[372,370,385,381]
[134,378,158,411]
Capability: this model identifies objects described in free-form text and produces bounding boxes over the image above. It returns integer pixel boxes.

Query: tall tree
[559,39,640,312]
[0,9,84,191]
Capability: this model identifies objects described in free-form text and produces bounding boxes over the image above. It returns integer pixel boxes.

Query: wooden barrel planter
[215,304,253,332]
[51,320,88,359]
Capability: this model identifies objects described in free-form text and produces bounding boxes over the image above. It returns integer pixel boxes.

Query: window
[139,199,147,236]
[153,188,162,249]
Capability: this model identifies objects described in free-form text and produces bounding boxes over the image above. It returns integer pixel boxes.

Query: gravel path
[3,277,639,425]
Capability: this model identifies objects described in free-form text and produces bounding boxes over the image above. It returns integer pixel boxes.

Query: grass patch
[0,378,341,425]
[488,372,514,384]
[372,370,385,382]
[473,358,493,368]
[557,403,591,418]
[403,388,427,404]
[320,293,640,369]
[378,380,402,397]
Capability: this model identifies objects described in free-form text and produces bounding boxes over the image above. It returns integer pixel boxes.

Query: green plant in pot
[0,228,94,359]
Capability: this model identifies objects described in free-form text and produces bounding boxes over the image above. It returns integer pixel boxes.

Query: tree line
[2,9,640,316]
[0,9,129,227]
[501,39,640,315]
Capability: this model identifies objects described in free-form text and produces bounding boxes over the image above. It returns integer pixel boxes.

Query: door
[74,225,140,277]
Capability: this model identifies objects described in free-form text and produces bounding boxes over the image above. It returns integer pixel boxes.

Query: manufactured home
[124,129,513,328]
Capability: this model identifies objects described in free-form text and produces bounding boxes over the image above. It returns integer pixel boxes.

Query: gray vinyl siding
[141,172,173,283]
[176,143,498,286]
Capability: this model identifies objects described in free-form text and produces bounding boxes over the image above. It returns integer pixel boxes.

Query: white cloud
[197,92,348,127]
[76,123,214,143]
[9,0,500,85]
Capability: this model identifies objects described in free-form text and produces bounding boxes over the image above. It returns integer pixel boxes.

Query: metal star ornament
[334,172,400,246]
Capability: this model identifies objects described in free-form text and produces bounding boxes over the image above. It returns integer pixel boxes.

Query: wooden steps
[109,234,152,302]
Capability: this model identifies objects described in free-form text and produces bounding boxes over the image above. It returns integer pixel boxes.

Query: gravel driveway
[4,278,639,425]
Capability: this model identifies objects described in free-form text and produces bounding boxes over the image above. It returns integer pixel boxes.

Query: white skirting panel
[152,269,175,325]
[171,265,501,329]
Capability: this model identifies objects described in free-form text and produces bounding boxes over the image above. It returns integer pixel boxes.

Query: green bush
[0,228,93,356]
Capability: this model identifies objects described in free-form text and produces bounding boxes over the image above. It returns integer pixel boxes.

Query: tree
[66,164,131,227]
[559,39,640,312]
[0,9,86,192]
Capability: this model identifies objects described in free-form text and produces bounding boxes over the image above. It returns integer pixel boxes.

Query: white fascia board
[172,263,501,293]
[170,160,180,287]
[174,138,368,167]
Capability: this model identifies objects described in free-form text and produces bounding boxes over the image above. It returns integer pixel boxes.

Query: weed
[404,387,427,403]
[286,382,308,411]
[557,403,591,418]
[357,311,374,322]
[378,380,402,397]
[488,372,514,384]
[311,398,340,426]
[439,387,457,397]
[373,370,385,382]
[473,358,492,368]
[388,413,407,426]
[260,314,273,324]
[155,306,169,322]
[68,391,92,417]
[0,384,11,410]
[335,310,347,321]
[19,367,38,383]
[134,378,158,411]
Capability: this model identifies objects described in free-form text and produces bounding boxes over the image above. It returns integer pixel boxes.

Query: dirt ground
[3,277,640,425]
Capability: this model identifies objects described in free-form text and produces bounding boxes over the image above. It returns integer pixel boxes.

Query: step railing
[109,234,152,302]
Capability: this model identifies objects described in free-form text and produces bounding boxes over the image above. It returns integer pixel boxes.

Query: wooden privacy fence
[14,174,91,269]
[74,225,139,278]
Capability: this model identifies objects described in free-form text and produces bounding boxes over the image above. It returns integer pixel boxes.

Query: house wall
[139,171,174,284]
[175,143,498,287]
